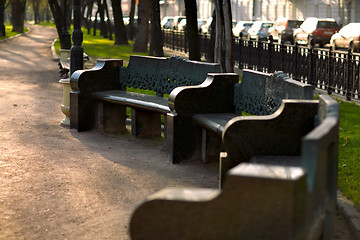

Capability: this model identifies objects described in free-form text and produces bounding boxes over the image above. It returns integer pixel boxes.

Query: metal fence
[162,29,360,101]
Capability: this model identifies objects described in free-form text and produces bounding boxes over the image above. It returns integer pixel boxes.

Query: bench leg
[97,102,127,134]
[131,108,161,138]
[166,113,200,163]
[201,129,224,163]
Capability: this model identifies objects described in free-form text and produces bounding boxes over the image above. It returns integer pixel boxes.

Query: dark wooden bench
[167,69,314,163]
[70,55,223,139]
[129,94,340,240]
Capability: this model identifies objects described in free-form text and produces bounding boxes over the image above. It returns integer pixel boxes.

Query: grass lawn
[51,24,360,210]
[0,24,28,40]
[53,26,148,66]
[337,99,360,209]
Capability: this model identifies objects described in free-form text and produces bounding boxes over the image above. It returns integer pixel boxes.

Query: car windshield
[288,20,302,28]
[244,23,253,27]
[317,21,339,28]
[261,23,273,28]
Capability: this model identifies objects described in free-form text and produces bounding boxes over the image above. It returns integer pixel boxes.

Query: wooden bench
[167,69,314,163]
[130,94,340,240]
[69,55,222,139]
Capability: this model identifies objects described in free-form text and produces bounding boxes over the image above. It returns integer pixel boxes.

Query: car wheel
[331,41,336,51]
[350,42,355,52]
[307,36,314,47]
[294,35,299,45]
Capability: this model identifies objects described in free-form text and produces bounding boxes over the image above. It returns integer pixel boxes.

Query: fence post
[307,45,315,86]
[327,46,333,95]
[184,31,187,54]
[172,30,175,50]
[294,42,298,80]
[239,37,242,69]
[346,48,353,100]
[268,38,273,73]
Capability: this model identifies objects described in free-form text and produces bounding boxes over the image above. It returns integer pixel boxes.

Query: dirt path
[0,24,355,240]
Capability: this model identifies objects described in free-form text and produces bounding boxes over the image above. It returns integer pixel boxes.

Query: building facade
[159,0,360,26]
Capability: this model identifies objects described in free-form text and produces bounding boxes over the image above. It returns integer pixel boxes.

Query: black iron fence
[162,29,360,101]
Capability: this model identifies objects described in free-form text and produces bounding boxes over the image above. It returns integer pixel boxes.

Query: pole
[70,0,83,75]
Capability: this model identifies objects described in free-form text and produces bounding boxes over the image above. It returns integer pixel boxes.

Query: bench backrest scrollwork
[119,55,221,95]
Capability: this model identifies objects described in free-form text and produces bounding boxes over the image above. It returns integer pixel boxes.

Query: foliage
[337,99,360,209]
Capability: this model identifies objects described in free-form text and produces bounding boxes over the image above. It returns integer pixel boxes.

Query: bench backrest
[119,55,221,95]
[235,69,313,115]
[301,94,339,238]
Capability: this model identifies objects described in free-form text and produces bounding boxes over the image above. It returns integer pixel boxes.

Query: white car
[232,21,253,38]
[247,21,274,41]
[330,22,360,51]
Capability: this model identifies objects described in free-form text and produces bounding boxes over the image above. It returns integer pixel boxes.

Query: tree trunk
[223,0,233,72]
[84,1,94,35]
[11,0,26,33]
[184,0,200,61]
[214,0,224,70]
[133,0,150,52]
[32,0,40,24]
[97,0,108,37]
[93,10,99,36]
[0,0,5,37]
[111,0,128,45]
[149,0,163,56]
[207,11,216,63]
[104,0,113,40]
[48,0,68,49]
[214,0,233,72]
[128,0,136,40]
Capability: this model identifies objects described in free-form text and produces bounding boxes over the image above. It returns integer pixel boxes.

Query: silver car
[247,21,274,41]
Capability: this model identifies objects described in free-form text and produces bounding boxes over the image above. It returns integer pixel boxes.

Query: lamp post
[60,0,83,126]
[70,0,83,75]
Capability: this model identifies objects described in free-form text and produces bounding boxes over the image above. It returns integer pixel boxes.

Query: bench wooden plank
[92,90,171,114]
[192,113,238,136]
[250,156,302,167]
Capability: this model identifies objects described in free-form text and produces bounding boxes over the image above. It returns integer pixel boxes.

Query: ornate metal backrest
[234,69,313,115]
[119,55,221,95]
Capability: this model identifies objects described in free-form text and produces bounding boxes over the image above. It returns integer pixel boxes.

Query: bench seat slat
[92,90,171,114]
[192,113,238,136]
[250,156,302,167]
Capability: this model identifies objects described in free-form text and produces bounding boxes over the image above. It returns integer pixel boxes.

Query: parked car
[232,21,253,38]
[330,22,360,51]
[177,19,208,32]
[161,16,174,29]
[200,17,213,34]
[268,18,303,44]
[172,16,186,30]
[293,17,340,47]
[247,21,274,41]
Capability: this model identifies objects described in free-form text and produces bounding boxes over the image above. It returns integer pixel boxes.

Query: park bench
[69,55,223,139]
[167,69,314,164]
[130,94,340,240]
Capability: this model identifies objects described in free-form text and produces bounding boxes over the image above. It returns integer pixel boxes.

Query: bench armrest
[222,100,319,166]
[168,73,238,115]
[70,59,123,94]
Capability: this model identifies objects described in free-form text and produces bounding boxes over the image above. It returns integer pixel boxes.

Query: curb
[51,38,60,61]
[337,191,360,240]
